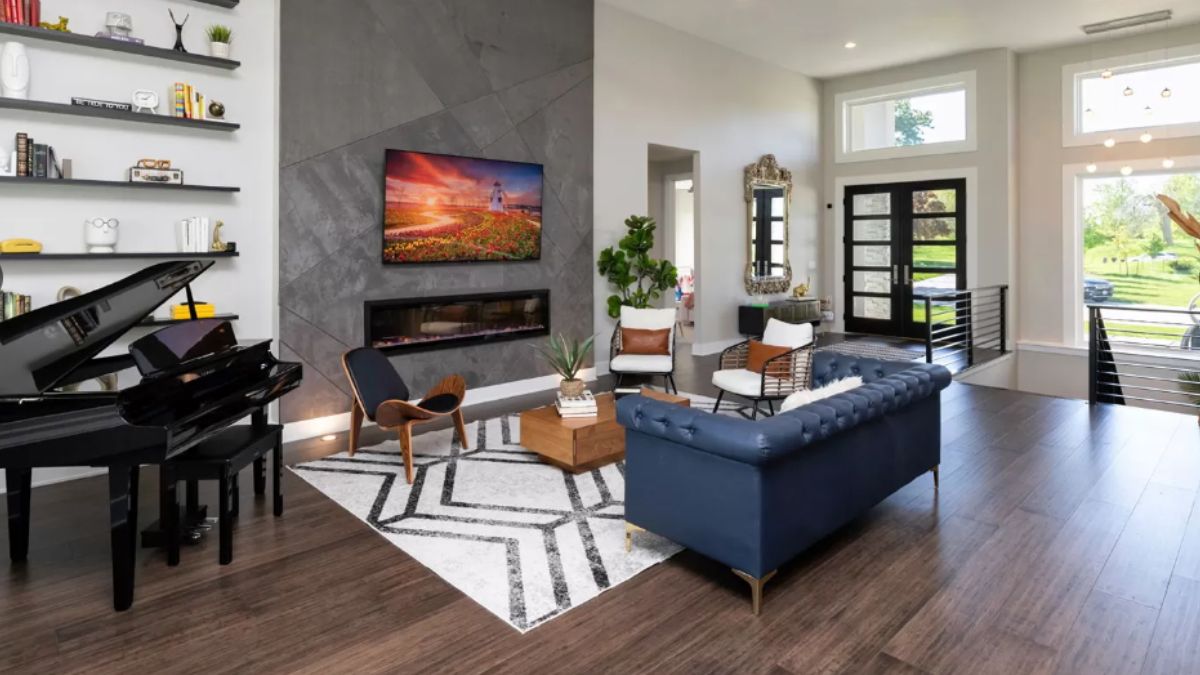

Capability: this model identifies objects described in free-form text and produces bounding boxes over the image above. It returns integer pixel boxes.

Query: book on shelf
[15,132,28,177]
[176,216,213,253]
[0,291,32,321]
[1,0,40,26]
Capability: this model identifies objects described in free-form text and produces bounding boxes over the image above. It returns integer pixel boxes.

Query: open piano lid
[0,261,212,396]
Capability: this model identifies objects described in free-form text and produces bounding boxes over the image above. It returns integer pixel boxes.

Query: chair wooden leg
[398,424,415,485]
[348,400,364,457]
[452,409,469,451]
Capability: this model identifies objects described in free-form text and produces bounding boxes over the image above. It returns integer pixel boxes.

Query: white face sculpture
[85,218,120,251]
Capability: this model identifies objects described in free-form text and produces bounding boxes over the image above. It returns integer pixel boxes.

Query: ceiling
[600,0,1200,78]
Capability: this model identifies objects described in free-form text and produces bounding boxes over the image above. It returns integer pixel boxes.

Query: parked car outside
[1083,276,1114,302]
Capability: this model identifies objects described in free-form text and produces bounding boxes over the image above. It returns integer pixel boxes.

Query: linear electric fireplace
[365,289,550,355]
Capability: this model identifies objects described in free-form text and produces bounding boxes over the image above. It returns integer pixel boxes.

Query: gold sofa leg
[932,464,940,490]
[624,522,645,552]
[731,568,777,616]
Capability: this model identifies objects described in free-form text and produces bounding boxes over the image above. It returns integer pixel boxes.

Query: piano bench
[162,423,284,566]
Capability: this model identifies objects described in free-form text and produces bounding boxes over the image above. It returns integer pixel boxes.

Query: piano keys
[0,261,302,610]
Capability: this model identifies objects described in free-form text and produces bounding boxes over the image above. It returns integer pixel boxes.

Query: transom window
[835,71,976,163]
[1064,47,1200,146]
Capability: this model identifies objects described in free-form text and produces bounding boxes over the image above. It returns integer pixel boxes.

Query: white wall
[0,0,279,488]
[821,48,1018,336]
[594,4,821,357]
[1015,23,1200,397]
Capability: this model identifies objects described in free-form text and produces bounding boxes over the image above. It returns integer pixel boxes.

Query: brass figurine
[211,220,228,252]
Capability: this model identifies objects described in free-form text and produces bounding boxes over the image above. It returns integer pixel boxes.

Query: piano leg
[218,472,233,565]
[272,433,283,517]
[5,468,32,563]
[231,472,240,519]
[159,464,180,567]
[108,464,139,611]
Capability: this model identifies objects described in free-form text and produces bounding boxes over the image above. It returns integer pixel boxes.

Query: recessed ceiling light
[1140,132,1153,143]
[1120,166,1133,176]
[1161,87,1173,98]
[1101,68,1114,79]
[321,434,337,442]
[1163,158,1175,169]
[1086,164,1098,173]
[844,41,857,49]
[1103,138,1116,148]
[1123,86,1134,96]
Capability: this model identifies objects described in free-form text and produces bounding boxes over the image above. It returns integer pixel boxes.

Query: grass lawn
[1084,238,1200,308]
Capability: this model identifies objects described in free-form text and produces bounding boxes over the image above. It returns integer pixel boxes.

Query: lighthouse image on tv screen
[382,150,543,264]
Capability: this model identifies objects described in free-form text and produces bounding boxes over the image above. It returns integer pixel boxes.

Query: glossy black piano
[0,261,302,611]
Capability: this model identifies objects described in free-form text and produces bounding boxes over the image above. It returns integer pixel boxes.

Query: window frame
[1062,45,1200,148]
[834,70,977,164]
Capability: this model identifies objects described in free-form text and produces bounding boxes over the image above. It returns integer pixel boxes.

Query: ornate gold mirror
[744,154,792,295]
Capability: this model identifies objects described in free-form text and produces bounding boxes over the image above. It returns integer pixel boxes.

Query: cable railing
[918,285,1008,374]
[1088,303,1200,414]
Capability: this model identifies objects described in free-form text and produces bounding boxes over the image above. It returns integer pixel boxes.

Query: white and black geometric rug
[291,412,686,633]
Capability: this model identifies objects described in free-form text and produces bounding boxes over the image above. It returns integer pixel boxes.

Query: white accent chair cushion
[711,368,765,397]
[780,377,863,412]
[610,354,674,374]
[620,306,676,331]
[762,318,813,349]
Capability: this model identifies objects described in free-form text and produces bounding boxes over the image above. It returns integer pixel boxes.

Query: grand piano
[0,261,302,610]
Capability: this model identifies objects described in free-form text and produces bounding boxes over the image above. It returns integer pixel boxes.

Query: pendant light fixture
[1103,138,1116,148]
[1161,87,1173,98]
[1086,164,1098,173]
[1140,132,1153,143]
[1120,166,1133,176]
[1162,158,1175,169]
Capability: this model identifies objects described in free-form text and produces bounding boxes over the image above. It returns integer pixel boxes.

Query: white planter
[209,42,230,59]
[1,42,31,99]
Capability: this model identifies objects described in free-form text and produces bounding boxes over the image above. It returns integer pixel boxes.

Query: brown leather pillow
[746,340,792,375]
[621,327,671,355]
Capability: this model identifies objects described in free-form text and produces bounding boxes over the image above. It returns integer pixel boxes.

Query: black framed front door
[843,179,966,338]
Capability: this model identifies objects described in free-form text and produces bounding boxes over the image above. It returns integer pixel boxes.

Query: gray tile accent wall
[280,0,594,423]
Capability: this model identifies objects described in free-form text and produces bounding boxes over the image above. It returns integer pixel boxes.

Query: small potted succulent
[535,333,594,398]
[206,24,232,59]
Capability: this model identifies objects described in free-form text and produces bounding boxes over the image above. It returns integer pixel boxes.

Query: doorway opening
[843,178,967,338]
[648,144,698,344]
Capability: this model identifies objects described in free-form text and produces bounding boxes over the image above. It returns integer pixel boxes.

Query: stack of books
[1,0,41,26]
[1,290,32,321]
[556,390,598,418]
[170,302,216,320]
[177,216,215,252]
[12,132,63,178]
[173,83,211,120]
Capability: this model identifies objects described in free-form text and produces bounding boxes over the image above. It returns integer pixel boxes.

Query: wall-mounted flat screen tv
[382,149,543,264]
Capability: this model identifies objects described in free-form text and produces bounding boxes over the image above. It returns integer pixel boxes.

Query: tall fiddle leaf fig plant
[597,215,678,319]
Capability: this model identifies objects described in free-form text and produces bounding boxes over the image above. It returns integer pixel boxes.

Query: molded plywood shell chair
[341,348,468,484]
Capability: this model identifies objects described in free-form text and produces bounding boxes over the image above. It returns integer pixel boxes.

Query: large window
[1065,48,1200,146]
[1080,169,1200,342]
[836,72,976,163]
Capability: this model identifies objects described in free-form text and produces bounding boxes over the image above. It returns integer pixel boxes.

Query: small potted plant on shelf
[206,24,233,59]
[535,333,594,398]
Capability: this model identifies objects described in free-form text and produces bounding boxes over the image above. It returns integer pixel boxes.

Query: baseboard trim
[281,368,599,444]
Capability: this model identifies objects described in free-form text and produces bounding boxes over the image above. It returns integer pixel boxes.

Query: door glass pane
[913,245,955,269]
[913,189,957,214]
[853,245,891,267]
[913,217,955,242]
[853,296,891,319]
[852,193,890,215]
[913,299,957,325]
[852,219,890,241]
[771,244,785,265]
[912,271,955,295]
[853,271,892,293]
[771,196,785,216]
[771,221,784,241]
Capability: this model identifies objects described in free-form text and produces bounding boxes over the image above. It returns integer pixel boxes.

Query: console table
[738,299,821,336]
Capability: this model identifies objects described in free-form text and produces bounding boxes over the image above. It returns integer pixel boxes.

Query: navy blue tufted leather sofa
[616,352,952,614]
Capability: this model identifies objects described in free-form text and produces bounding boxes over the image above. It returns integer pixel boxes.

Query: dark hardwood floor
[3,345,1200,673]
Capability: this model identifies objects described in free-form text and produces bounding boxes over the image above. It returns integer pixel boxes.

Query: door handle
[904,264,912,286]
[892,264,899,285]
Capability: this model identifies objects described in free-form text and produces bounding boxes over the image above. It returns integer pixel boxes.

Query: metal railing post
[1087,305,1098,405]
[964,291,974,368]
[999,286,1008,354]
[924,296,934,364]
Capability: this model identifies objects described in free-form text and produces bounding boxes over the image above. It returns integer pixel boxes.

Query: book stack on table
[555,391,598,418]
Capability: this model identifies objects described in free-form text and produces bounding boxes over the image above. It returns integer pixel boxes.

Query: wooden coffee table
[519,389,689,473]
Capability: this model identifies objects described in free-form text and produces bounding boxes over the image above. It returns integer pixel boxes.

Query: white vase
[209,42,230,59]
[1,42,31,99]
